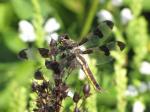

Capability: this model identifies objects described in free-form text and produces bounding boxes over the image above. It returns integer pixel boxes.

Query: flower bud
[83,84,90,97]
[73,92,80,103]
[74,106,80,112]
[34,69,44,80]
[45,60,61,74]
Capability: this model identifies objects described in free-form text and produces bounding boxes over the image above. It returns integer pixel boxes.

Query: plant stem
[32,0,44,47]
[113,28,127,112]
[80,0,99,38]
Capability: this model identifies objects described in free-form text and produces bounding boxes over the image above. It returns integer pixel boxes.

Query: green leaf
[11,0,33,19]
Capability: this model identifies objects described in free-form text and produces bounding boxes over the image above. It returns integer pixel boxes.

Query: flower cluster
[32,68,69,112]
[18,18,60,43]
[31,68,91,112]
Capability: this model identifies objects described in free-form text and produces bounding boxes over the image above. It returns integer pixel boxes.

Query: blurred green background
[0,0,150,112]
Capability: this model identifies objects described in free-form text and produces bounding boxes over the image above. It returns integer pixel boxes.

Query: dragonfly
[18,20,125,92]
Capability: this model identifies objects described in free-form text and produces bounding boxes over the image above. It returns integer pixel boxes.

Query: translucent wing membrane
[105,41,125,51]
[77,20,125,66]
[93,20,114,38]
[82,50,113,66]
[78,20,114,47]
[81,41,125,55]
[81,41,125,65]
[18,48,35,60]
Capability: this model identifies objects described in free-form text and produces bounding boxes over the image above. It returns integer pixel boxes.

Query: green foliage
[0,0,150,112]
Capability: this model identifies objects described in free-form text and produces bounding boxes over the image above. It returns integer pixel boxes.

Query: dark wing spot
[63,34,70,39]
[45,60,61,74]
[103,20,114,29]
[38,48,49,58]
[99,45,110,56]
[82,49,93,54]
[117,41,126,51]
[18,49,28,60]
[93,28,103,38]
[34,68,44,80]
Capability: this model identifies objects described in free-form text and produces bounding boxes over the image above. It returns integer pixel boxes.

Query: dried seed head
[34,69,44,80]
[31,81,38,92]
[37,85,45,93]
[54,78,62,86]
[45,60,52,69]
[60,83,69,99]
[73,92,80,103]
[83,84,91,97]
[45,60,61,74]
[41,80,49,89]
[38,48,49,58]
[74,106,80,112]
[50,38,57,47]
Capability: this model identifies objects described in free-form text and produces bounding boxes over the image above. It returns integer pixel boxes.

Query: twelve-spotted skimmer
[18,20,125,92]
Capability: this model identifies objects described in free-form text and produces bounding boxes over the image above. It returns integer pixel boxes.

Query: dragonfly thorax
[71,47,83,55]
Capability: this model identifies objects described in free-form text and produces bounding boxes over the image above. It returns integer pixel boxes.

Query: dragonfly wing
[93,20,114,39]
[106,41,126,51]
[94,54,114,66]
[81,40,125,65]
[80,20,114,48]
[83,50,114,66]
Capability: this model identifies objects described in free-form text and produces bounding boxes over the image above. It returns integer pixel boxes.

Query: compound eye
[58,34,70,43]
[60,34,69,40]
[64,34,69,39]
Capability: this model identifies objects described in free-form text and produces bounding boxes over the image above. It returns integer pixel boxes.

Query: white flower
[139,61,150,75]
[44,18,60,44]
[111,0,123,7]
[138,82,148,93]
[99,0,106,3]
[19,20,35,42]
[18,17,61,44]
[67,90,74,98]
[51,33,59,41]
[79,69,86,80]
[120,8,133,24]
[97,9,113,22]
[125,85,138,97]
[44,18,60,33]
[45,32,59,44]
[132,101,145,112]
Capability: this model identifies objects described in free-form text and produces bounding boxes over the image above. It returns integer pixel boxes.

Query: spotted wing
[18,48,49,60]
[78,20,114,48]
[81,41,125,65]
